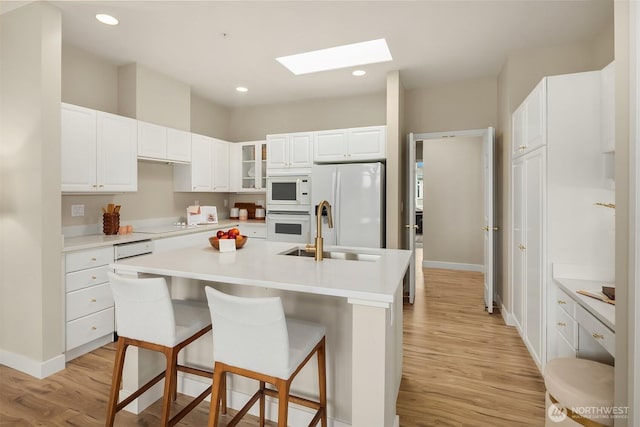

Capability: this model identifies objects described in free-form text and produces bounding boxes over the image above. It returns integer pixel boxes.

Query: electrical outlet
[71,204,84,217]
[223,199,228,208]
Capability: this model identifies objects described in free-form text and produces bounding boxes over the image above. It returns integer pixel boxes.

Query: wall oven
[266,175,311,212]
[267,212,311,244]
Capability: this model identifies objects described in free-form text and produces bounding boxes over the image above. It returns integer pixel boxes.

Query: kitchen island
[112,239,411,427]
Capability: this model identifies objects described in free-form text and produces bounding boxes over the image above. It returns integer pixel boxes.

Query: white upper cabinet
[167,128,191,163]
[61,103,137,193]
[212,138,230,192]
[96,112,138,192]
[61,104,97,192]
[137,121,167,160]
[137,120,191,163]
[314,125,386,163]
[600,62,615,153]
[173,134,229,192]
[230,141,267,192]
[266,132,313,173]
[512,80,546,158]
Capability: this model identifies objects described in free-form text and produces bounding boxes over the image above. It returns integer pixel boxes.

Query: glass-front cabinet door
[236,141,266,192]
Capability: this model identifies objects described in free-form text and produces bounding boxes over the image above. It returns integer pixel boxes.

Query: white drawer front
[556,332,578,358]
[66,246,114,272]
[66,265,110,292]
[555,305,578,347]
[239,224,267,239]
[66,283,114,321]
[556,288,576,318]
[66,307,114,351]
[576,305,615,357]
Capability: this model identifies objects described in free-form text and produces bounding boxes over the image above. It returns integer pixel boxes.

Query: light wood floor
[0,260,545,426]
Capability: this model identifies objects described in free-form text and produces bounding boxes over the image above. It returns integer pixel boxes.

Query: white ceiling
[17,1,615,107]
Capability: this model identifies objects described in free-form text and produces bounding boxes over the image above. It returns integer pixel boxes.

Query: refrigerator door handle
[335,170,341,245]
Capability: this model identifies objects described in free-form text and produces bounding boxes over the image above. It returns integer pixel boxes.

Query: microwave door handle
[296,178,302,203]
[335,170,340,246]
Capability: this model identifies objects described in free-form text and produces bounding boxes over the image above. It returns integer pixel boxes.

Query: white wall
[0,1,63,371]
[422,137,483,266]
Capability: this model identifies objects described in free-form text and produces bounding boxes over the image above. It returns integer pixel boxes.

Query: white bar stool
[205,286,327,427]
[544,357,614,427]
[106,272,225,426]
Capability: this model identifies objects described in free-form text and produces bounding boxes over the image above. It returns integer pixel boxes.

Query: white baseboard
[422,260,484,272]
[495,294,514,326]
[65,334,113,362]
[120,381,165,415]
[0,349,65,379]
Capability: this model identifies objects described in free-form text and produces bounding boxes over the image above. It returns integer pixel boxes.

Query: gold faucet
[306,200,333,261]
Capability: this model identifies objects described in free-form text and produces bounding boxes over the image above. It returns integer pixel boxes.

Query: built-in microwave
[266,175,311,212]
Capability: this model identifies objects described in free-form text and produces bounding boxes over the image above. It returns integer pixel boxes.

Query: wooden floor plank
[0,255,545,425]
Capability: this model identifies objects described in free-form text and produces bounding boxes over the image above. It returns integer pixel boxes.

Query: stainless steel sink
[281,247,380,262]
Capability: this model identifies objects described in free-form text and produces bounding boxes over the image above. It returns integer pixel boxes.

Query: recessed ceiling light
[96,14,119,26]
[276,38,392,75]
[352,70,367,77]
[236,86,248,93]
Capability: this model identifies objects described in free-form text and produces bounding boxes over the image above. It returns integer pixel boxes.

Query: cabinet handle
[557,300,566,305]
[594,202,615,209]
[99,185,104,188]
[91,276,97,280]
[592,333,605,340]
[91,326,97,331]
[518,145,527,151]
[91,257,97,261]
[91,298,97,303]
[557,322,566,327]
[483,226,500,231]
[518,244,526,251]
[92,184,98,188]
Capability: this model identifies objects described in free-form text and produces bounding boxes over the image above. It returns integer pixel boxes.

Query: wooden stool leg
[259,381,266,427]
[317,338,328,427]
[275,379,290,427]
[106,338,128,427]
[208,365,225,427]
[160,347,178,426]
[221,372,227,414]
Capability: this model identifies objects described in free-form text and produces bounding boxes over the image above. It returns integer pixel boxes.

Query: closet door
[523,148,546,367]
[511,157,526,334]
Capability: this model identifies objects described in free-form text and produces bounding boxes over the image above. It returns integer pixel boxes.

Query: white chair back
[205,287,289,376]
[108,272,177,347]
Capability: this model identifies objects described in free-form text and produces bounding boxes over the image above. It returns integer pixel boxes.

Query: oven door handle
[267,214,310,222]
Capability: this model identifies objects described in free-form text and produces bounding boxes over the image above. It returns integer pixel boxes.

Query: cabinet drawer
[555,288,576,317]
[66,246,113,272]
[66,283,114,321]
[66,265,110,292]
[576,305,615,357]
[66,307,114,351]
[555,305,578,347]
[556,331,578,359]
[238,224,267,239]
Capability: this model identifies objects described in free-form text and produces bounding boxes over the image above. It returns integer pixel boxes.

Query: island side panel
[351,297,400,427]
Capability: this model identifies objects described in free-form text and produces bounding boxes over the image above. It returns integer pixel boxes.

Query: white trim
[0,350,65,379]
[422,260,483,272]
[347,298,390,308]
[65,334,113,362]
[496,293,515,326]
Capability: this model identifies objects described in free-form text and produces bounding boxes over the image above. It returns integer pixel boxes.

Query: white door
[511,157,525,332]
[212,139,230,192]
[61,103,97,192]
[482,127,495,313]
[289,133,313,168]
[166,128,191,163]
[405,133,417,304]
[266,135,288,170]
[191,134,213,191]
[96,111,137,192]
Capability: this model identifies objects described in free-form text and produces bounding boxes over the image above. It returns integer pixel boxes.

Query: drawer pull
[91,276,97,280]
[91,326,97,331]
[592,333,605,340]
[557,300,566,305]
[91,257,97,261]
[557,322,566,327]
[91,298,97,303]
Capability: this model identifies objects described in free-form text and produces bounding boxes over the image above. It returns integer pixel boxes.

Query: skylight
[276,38,392,75]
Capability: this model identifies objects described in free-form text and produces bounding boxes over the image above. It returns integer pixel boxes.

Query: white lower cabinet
[238,223,266,239]
[64,247,115,360]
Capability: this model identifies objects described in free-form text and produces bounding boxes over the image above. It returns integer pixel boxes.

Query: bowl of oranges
[209,227,247,250]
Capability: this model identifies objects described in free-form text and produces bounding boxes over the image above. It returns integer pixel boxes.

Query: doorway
[406,128,496,311]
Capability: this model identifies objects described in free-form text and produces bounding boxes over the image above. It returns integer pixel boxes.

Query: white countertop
[553,276,615,331]
[111,240,412,305]
[63,219,250,252]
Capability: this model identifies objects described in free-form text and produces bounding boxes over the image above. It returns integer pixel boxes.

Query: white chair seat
[172,300,211,346]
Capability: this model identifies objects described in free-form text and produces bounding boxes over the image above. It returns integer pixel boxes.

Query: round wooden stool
[544,358,614,427]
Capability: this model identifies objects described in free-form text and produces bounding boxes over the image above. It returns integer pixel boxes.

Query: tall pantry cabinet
[510,70,614,371]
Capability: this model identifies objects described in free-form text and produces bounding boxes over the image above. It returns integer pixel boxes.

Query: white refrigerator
[312,162,385,248]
